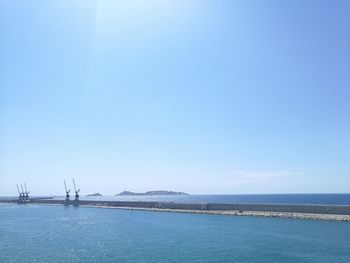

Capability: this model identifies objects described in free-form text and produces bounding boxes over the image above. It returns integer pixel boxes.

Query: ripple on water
[0,204,349,263]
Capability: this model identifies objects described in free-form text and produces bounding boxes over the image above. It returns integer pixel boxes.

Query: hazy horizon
[1,0,350,196]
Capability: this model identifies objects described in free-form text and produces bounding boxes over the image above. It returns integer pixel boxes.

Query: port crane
[24,183,30,201]
[72,178,80,206]
[16,184,23,203]
[20,184,25,202]
[64,179,71,205]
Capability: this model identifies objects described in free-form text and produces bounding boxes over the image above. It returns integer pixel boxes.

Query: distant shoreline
[1,199,350,222]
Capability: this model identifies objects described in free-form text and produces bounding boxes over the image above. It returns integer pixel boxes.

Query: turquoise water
[0,204,349,263]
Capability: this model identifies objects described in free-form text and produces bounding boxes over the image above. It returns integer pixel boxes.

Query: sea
[1,195,350,262]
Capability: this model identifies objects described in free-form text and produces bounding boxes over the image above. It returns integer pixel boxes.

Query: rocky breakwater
[1,198,350,221]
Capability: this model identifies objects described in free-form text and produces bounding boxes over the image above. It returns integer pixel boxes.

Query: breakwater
[1,198,350,221]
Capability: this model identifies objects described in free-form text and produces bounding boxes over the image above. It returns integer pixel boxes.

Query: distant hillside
[116,191,189,196]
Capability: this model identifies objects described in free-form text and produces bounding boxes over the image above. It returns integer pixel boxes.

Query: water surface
[0,203,349,262]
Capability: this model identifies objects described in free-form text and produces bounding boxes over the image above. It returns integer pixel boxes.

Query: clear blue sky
[1,0,349,195]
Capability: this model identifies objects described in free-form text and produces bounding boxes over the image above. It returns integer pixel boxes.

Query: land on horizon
[116,190,189,196]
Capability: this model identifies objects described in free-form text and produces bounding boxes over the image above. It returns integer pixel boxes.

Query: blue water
[1,203,349,262]
[75,193,350,205]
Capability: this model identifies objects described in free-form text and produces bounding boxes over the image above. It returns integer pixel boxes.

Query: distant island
[116,191,189,196]
[87,193,102,196]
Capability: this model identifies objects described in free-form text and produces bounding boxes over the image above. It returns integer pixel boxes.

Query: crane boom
[64,180,67,192]
[72,178,80,193]
[72,178,77,192]
[72,178,80,206]
[16,184,21,195]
